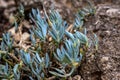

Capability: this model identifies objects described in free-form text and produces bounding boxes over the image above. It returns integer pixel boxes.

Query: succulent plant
[30,8,48,41]
[1,33,13,52]
[74,14,84,29]
[74,1,95,29]
[0,63,12,79]
[49,34,83,77]
[0,3,98,79]
[20,50,34,66]
[49,10,67,43]
[13,64,20,80]
[30,52,50,79]
[66,31,88,47]
[20,49,50,79]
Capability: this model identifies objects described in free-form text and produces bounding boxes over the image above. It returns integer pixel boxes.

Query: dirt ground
[80,4,120,80]
[0,0,120,80]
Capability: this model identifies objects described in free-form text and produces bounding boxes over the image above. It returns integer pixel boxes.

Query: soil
[80,4,120,80]
[0,0,120,80]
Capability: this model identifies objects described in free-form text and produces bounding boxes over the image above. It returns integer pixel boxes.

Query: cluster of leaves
[0,3,98,80]
[74,0,95,29]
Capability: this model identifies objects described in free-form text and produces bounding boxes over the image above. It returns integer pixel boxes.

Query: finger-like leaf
[30,8,48,41]
[45,53,50,68]
[74,31,88,45]
[49,10,66,43]
[13,64,20,80]
[65,31,74,40]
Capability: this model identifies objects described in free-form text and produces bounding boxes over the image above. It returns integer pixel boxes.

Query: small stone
[21,32,30,41]
[73,75,81,80]
[101,57,109,62]
[105,30,111,36]
[48,37,52,42]
[14,33,21,42]
[0,0,8,8]
[8,27,21,42]
[106,8,120,18]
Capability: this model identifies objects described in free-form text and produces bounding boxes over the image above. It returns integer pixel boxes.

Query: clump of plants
[0,3,98,80]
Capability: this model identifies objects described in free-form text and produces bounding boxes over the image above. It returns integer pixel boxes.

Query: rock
[101,57,109,62]
[106,8,120,18]
[21,32,30,41]
[0,0,8,8]
[8,27,21,42]
[72,75,82,80]
[68,75,82,80]
[105,31,111,36]
[8,28,30,42]
[14,33,21,42]
[101,72,120,80]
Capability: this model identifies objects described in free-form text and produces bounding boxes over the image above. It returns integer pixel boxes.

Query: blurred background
[0,0,119,36]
